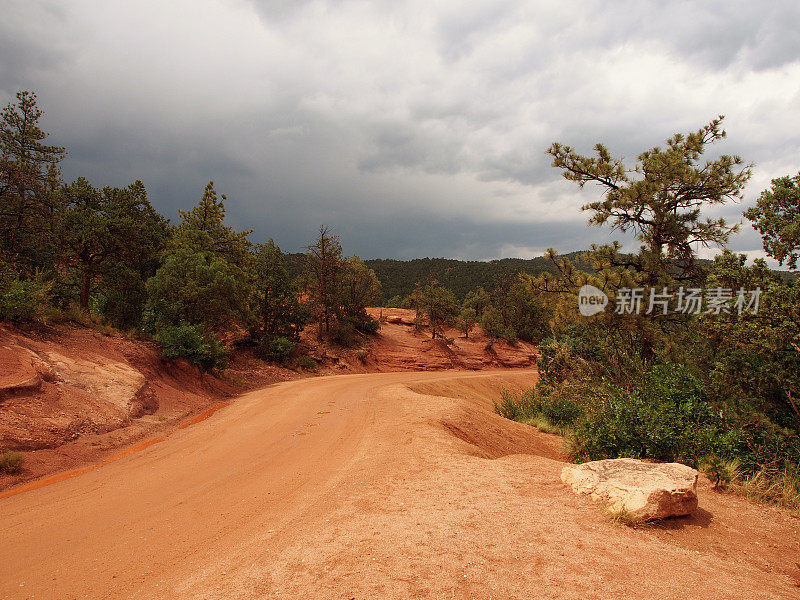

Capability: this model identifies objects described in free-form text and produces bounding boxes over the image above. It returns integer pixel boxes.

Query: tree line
[0,91,382,370]
[0,91,567,369]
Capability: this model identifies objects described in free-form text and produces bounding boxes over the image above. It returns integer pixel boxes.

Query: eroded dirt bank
[1,370,798,599]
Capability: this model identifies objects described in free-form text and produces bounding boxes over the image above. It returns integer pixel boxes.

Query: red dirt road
[1,370,798,599]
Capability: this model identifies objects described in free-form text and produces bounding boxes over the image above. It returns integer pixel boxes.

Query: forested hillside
[285,253,594,302]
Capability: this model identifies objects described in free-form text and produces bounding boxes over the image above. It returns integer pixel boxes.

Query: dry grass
[603,505,640,526]
[0,450,25,474]
[702,458,800,515]
[730,468,800,515]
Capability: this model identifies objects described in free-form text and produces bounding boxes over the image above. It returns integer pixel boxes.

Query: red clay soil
[0,310,536,489]
[1,370,797,599]
[0,322,241,489]
[364,307,537,371]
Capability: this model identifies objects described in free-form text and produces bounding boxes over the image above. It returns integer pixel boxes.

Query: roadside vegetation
[0,450,25,474]
[495,119,799,512]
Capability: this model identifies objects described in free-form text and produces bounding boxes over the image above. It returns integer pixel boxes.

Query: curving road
[1,369,798,599]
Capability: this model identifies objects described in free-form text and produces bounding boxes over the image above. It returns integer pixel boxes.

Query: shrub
[571,365,727,465]
[356,317,380,334]
[541,396,582,426]
[494,388,546,421]
[332,321,356,347]
[481,306,505,338]
[0,450,25,474]
[298,356,317,371]
[156,323,228,372]
[386,295,404,308]
[0,272,52,322]
[494,387,582,433]
[256,336,295,363]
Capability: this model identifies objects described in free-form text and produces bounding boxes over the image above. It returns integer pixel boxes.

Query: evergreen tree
[145,182,252,352]
[175,181,252,267]
[57,178,168,311]
[458,306,478,338]
[252,238,306,345]
[339,256,381,328]
[547,117,751,285]
[0,91,65,271]
[414,280,459,339]
[304,225,343,337]
[745,172,800,270]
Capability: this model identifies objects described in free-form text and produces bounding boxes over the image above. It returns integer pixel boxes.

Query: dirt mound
[405,371,563,460]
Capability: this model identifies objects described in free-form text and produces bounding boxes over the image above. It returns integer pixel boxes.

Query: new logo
[578,284,608,317]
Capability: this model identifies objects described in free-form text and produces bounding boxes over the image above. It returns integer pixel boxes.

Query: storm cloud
[2,0,799,261]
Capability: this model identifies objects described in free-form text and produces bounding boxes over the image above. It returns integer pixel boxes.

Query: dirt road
[1,370,798,599]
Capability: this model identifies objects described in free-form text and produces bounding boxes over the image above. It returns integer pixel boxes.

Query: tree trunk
[80,267,92,310]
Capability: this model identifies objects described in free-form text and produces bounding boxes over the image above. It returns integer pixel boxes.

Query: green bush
[494,389,536,421]
[0,450,25,474]
[332,319,358,347]
[542,396,582,426]
[385,295,404,308]
[156,323,228,372]
[257,336,295,363]
[494,388,581,430]
[356,317,380,334]
[571,365,728,466]
[298,356,317,371]
[0,272,52,322]
[481,306,505,338]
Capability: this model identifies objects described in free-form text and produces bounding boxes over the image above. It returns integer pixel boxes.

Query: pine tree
[0,91,65,271]
[547,117,751,285]
[252,238,306,343]
[175,181,252,267]
[304,225,343,337]
[57,178,168,311]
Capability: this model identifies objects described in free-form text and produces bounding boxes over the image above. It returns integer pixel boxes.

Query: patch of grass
[58,303,122,336]
[700,456,740,490]
[0,450,25,474]
[523,415,570,436]
[494,387,581,433]
[730,466,800,514]
[604,505,640,526]
[603,505,664,528]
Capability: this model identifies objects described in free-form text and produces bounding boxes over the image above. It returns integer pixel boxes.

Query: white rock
[561,458,699,521]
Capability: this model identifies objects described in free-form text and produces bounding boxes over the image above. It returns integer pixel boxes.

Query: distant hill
[284,251,793,304]
[284,251,588,302]
[363,256,554,301]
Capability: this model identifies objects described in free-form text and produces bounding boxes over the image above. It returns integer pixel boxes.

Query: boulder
[561,458,698,521]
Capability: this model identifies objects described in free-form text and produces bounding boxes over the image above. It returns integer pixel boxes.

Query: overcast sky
[2,0,799,261]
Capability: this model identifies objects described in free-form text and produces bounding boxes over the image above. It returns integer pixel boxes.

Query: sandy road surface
[1,369,799,599]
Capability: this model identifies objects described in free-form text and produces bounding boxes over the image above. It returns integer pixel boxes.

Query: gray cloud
[1,0,798,263]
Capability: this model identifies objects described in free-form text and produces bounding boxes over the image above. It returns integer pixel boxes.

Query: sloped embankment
[0,323,235,487]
